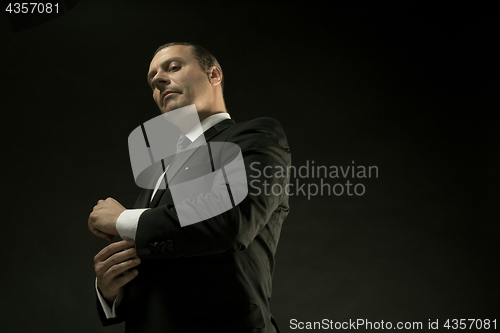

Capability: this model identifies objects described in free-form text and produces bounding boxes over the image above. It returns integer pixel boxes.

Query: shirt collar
[183,112,231,143]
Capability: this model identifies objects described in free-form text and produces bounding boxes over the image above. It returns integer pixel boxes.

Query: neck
[197,98,227,123]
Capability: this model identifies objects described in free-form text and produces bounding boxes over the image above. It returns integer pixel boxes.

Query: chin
[163,101,191,114]
[160,104,176,114]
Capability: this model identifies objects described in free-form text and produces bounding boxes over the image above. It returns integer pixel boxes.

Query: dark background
[1,1,498,332]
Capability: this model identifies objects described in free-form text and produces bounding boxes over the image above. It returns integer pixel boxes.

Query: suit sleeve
[134,117,291,259]
[95,289,126,327]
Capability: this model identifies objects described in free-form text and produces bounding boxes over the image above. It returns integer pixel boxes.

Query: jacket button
[149,241,160,253]
[166,239,174,251]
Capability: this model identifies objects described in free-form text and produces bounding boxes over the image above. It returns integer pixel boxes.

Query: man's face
[147,45,213,114]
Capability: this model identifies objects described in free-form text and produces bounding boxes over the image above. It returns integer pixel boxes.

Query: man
[89,42,291,333]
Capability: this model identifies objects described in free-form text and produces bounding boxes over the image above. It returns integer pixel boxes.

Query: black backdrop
[1,1,498,332]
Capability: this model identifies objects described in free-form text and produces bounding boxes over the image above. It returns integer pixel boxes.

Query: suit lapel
[203,118,235,141]
[134,188,154,208]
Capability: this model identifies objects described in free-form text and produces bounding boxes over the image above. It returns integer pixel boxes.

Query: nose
[151,71,170,90]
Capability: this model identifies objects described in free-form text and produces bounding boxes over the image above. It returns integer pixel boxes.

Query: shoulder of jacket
[232,117,284,131]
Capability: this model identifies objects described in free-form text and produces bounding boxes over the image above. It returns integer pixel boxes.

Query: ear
[207,66,223,87]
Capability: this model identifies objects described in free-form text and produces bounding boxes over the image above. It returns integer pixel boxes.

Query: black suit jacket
[97,117,291,333]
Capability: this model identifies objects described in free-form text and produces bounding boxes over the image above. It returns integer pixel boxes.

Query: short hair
[153,42,224,92]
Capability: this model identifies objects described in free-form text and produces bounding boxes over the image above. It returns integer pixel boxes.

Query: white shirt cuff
[95,278,124,319]
[116,209,149,240]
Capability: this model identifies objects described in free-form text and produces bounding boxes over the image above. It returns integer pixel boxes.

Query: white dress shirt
[96,112,231,319]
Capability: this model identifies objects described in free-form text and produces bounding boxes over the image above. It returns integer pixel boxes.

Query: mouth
[162,90,179,101]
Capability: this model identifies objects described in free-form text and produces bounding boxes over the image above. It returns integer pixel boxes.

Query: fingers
[104,247,138,270]
[94,240,135,264]
[98,268,139,298]
[94,241,139,279]
[112,269,139,289]
[95,240,141,296]
[94,197,113,210]
[96,197,115,205]
[102,256,141,282]
[96,256,141,294]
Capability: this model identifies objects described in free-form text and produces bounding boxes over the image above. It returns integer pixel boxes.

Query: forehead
[148,45,195,71]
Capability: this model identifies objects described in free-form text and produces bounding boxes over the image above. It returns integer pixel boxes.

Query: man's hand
[88,197,126,241]
[94,240,141,305]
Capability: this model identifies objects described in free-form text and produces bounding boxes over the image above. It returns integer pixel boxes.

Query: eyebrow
[147,56,184,85]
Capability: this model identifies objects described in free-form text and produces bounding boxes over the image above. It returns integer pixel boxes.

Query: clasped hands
[89,197,141,305]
